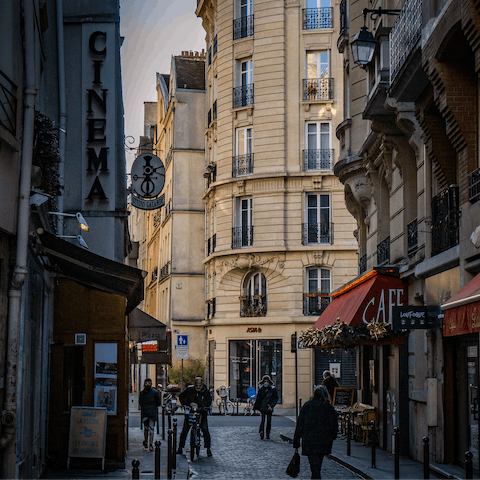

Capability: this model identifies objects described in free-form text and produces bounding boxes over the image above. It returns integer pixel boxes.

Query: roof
[173,56,205,90]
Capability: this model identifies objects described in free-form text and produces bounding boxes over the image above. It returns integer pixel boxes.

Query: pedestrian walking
[139,378,161,451]
[253,374,278,440]
[293,385,338,479]
[177,377,213,457]
[322,370,339,402]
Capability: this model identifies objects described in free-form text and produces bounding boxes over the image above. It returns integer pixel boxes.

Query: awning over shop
[37,230,146,314]
[313,268,408,330]
[441,272,480,337]
[129,307,166,342]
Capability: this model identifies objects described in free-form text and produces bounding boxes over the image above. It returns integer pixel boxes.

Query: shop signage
[247,327,262,333]
[130,153,166,210]
[392,306,442,330]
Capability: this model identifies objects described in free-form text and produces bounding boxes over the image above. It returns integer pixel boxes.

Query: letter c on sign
[89,31,106,56]
[363,297,375,323]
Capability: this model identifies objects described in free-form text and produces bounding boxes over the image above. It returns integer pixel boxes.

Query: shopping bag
[286,451,300,478]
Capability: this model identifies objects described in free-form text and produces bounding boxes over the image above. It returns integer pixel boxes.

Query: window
[234,127,253,176]
[307,51,329,79]
[303,0,332,29]
[233,60,254,108]
[233,197,253,247]
[303,193,333,244]
[240,271,267,317]
[304,267,331,315]
[234,0,254,39]
[304,51,333,101]
[304,122,332,170]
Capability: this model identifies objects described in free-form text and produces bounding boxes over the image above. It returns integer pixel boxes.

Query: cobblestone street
[183,424,360,480]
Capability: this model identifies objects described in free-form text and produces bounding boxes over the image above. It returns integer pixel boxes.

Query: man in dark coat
[322,370,339,402]
[253,374,278,440]
[177,377,213,457]
[139,378,161,451]
[293,385,338,479]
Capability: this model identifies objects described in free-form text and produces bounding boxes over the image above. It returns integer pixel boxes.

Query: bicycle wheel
[190,426,196,462]
[196,430,201,457]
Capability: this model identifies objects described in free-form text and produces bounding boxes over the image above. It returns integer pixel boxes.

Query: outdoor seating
[351,402,379,445]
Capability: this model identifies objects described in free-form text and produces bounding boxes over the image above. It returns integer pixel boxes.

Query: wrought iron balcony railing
[233,84,254,108]
[213,100,217,120]
[303,149,333,171]
[159,261,171,279]
[407,218,418,255]
[233,15,254,40]
[206,298,216,319]
[303,294,330,316]
[432,185,460,256]
[377,237,390,266]
[469,167,480,203]
[165,199,173,218]
[390,0,422,83]
[232,226,254,248]
[302,8,333,29]
[240,294,267,317]
[151,267,158,283]
[207,234,216,256]
[339,0,347,35]
[303,78,334,101]
[233,153,254,177]
[359,254,367,274]
[0,70,17,135]
[302,223,334,245]
[213,35,218,57]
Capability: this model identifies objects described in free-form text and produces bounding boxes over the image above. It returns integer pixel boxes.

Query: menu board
[333,387,355,406]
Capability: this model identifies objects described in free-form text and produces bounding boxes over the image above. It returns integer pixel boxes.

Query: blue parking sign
[177,334,188,346]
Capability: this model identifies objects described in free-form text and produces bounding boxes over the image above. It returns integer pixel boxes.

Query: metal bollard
[423,436,429,479]
[299,399,302,412]
[154,441,161,479]
[157,412,160,435]
[168,412,172,430]
[173,418,178,470]
[131,459,140,479]
[167,428,173,479]
[465,451,473,479]
[162,406,166,440]
[394,427,400,479]
[370,420,376,469]
[346,413,351,457]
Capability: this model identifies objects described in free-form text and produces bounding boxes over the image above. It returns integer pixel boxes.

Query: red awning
[313,269,407,330]
[442,272,480,337]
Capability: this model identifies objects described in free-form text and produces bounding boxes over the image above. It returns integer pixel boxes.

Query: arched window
[240,271,267,317]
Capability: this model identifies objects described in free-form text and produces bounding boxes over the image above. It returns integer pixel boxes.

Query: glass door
[258,340,283,404]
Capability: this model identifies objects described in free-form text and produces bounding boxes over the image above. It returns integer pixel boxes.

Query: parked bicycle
[186,406,202,461]
[216,386,234,415]
[244,386,257,416]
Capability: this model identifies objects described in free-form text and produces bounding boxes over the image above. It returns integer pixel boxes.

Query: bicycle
[187,406,202,461]
[243,386,257,416]
[216,386,234,415]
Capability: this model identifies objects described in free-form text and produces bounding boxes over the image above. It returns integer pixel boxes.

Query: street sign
[177,335,188,346]
[176,334,189,360]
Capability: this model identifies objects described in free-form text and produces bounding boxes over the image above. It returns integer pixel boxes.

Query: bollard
[173,418,178,470]
[423,436,429,479]
[162,406,166,440]
[157,411,160,435]
[167,429,173,479]
[370,420,376,469]
[346,413,351,457]
[299,399,302,412]
[154,441,161,479]
[131,459,140,480]
[168,412,172,430]
[394,427,400,479]
[465,451,473,479]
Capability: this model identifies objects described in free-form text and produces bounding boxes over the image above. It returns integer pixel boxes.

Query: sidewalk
[276,408,473,480]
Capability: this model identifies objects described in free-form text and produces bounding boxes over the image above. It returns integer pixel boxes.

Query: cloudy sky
[119,0,205,171]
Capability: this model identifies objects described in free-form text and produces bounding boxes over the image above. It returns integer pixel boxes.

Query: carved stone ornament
[219,254,284,282]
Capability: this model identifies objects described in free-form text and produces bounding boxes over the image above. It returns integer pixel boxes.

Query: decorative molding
[237,180,246,195]
[312,177,323,190]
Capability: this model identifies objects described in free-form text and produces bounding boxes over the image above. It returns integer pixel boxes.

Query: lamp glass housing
[351,27,377,66]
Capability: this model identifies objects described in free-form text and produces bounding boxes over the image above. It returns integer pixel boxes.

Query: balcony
[303,78,334,101]
[159,261,170,279]
[204,162,217,186]
[0,70,17,135]
[240,294,267,317]
[233,84,254,108]
[469,167,480,203]
[206,298,216,319]
[303,149,333,171]
[390,0,422,83]
[302,223,334,245]
[359,254,367,275]
[303,294,330,316]
[233,154,254,177]
[207,234,216,256]
[302,8,333,29]
[232,226,254,248]
[233,15,254,40]
[165,199,173,218]
[432,185,460,256]
[407,219,418,255]
[377,237,390,266]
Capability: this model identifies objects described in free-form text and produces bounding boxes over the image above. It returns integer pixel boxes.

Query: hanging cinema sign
[130,154,165,210]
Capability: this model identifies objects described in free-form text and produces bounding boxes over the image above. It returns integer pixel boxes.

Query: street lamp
[351,8,400,67]
[58,234,89,249]
[48,211,89,231]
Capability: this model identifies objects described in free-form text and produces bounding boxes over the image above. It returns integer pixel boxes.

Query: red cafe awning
[313,268,407,330]
[442,272,480,337]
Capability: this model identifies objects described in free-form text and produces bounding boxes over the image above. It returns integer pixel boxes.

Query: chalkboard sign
[333,387,355,406]
[68,406,107,469]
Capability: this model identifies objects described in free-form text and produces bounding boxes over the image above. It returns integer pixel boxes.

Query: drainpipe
[0,0,37,472]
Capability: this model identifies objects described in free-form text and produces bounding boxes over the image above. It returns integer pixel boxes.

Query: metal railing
[232,226,254,248]
[303,78,334,101]
[0,70,17,135]
[233,153,254,177]
[165,199,173,218]
[303,294,330,316]
[302,223,334,245]
[233,84,254,108]
[432,185,460,256]
[159,261,171,279]
[206,298,216,319]
[233,15,254,40]
[390,0,422,82]
[151,267,158,283]
[213,100,217,120]
[407,219,418,255]
[359,254,367,274]
[377,237,390,266]
[207,234,216,256]
[339,0,347,35]
[469,167,480,203]
[303,149,333,171]
[302,8,333,29]
[240,294,267,317]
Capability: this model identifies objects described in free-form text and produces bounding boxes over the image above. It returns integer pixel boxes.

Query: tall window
[303,193,332,244]
[241,0,253,17]
[234,59,254,108]
[234,127,253,176]
[304,267,331,315]
[240,271,267,317]
[233,197,253,247]
[307,51,329,79]
[304,51,333,101]
[304,122,332,170]
[234,0,254,40]
[303,0,332,29]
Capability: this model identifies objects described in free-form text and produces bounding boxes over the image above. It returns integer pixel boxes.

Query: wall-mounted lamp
[351,7,400,67]
[58,235,89,249]
[48,211,89,231]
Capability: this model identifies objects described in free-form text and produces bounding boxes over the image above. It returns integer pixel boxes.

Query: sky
[119,0,205,172]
